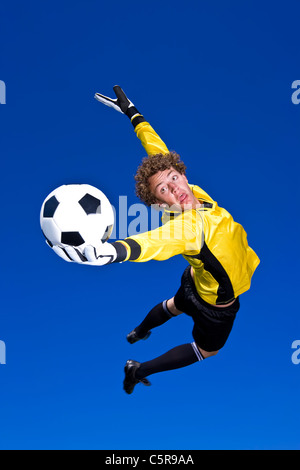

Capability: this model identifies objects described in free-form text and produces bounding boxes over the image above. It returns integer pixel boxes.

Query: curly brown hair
[134,151,187,206]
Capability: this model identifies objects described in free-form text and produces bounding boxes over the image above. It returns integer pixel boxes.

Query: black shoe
[126,329,151,344]
[123,360,151,394]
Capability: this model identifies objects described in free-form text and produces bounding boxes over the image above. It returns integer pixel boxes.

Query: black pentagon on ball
[79,193,101,215]
[61,231,85,246]
[43,195,59,218]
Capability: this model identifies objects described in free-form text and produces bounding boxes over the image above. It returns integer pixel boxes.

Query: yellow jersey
[115,121,260,306]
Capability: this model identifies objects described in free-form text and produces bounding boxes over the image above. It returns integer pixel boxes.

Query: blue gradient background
[0,0,299,450]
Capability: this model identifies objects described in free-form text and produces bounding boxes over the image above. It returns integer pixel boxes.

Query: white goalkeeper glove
[49,242,118,266]
[94,85,145,128]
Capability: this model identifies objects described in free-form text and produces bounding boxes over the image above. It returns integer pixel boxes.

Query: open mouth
[179,193,187,203]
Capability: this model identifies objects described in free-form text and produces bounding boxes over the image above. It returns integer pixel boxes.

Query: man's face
[148,167,200,211]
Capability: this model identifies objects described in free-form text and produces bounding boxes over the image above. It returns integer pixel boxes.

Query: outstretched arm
[51,210,203,267]
[95,86,169,156]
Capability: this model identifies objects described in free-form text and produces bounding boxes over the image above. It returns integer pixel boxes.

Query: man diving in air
[50,86,260,394]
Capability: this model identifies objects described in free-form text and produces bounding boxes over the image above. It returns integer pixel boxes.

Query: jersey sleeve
[118,210,204,263]
[134,121,169,156]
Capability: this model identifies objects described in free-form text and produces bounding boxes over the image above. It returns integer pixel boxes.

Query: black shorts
[174,267,240,352]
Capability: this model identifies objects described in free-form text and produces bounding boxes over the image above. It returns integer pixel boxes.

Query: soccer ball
[40,184,114,250]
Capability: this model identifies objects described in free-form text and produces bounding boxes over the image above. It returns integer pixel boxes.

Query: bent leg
[133,299,181,340]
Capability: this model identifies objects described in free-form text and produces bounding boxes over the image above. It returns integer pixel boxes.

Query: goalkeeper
[52,86,260,394]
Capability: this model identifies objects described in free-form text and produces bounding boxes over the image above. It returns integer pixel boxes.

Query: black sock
[134,301,175,339]
[135,343,204,379]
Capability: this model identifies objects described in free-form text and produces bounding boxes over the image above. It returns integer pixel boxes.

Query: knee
[197,346,219,359]
[167,297,183,316]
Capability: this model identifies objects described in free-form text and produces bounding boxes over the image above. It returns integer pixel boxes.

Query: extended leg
[123,343,218,394]
[136,342,204,378]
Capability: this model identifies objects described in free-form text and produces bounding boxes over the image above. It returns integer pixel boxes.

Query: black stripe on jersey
[202,202,213,209]
[111,241,128,263]
[124,238,142,260]
[189,242,234,304]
